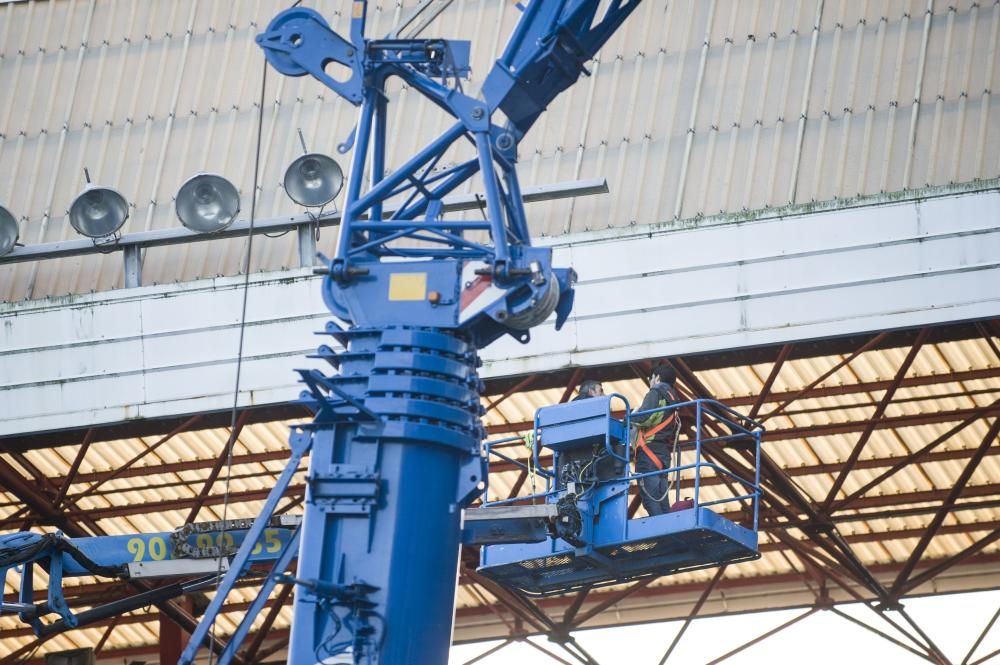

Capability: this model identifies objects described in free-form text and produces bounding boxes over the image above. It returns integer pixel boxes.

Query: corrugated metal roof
[3,328,999,658]
[1,0,999,301]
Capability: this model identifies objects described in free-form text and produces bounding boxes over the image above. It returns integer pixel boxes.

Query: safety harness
[634,387,679,470]
[635,412,676,470]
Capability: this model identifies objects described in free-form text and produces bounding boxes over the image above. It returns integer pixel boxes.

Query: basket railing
[483,397,764,533]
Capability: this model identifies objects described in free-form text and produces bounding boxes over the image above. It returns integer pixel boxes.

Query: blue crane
[0,2,768,663]
[188,3,645,662]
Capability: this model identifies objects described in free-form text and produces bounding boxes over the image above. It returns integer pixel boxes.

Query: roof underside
[2,317,999,662]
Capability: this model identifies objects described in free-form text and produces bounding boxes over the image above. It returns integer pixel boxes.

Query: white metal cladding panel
[0,267,330,435]
[486,188,1000,375]
[1,1,999,301]
[2,188,998,436]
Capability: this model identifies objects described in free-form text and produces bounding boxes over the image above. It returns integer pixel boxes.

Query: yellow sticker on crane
[389,273,428,301]
[353,2,364,19]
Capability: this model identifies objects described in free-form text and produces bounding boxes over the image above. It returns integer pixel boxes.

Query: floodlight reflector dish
[0,205,18,256]
[176,173,240,233]
[283,153,343,208]
[68,186,129,239]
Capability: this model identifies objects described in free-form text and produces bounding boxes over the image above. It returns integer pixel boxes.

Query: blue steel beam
[0,524,296,641]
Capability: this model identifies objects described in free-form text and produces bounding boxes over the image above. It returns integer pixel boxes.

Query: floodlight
[176,173,240,233]
[68,186,129,239]
[0,205,18,256]
[283,153,343,208]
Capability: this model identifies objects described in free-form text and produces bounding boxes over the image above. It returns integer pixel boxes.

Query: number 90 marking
[126,536,168,561]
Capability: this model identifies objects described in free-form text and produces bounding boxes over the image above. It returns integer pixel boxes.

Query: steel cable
[206,55,269,665]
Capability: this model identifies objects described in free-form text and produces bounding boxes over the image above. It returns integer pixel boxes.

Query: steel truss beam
[237,583,294,664]
[758,332,890,423]
[0,593,291,641]
[899,528,1000,598]
[15,631,293,665]
[10,422,994,518]
[964,603,1000,665]
[460,639,516,665]
[830,398,1000,512]
[720,535,947,663]
[828,607,935,662]
[718,366,1000,410]
[657,565,727,664]
[31,449,294,485]
[58,415,204,515]
[890,417,1000,599]
[0,633,59,665]
[3,555,997,655]
[92,617,120,656]
[822,328,930,511]
[669,358,885,591]
[706,608,819,664]
[483,402,1000,440]
[460,565,602,665]
[453,553,1000,627]
[183,410,251,524]
[0,449,235,661]
[8,475,1000,535]
[5,519,996,624]
[748,344,793,419]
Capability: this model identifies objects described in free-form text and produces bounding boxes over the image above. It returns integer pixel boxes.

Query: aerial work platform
[475,395,764,596]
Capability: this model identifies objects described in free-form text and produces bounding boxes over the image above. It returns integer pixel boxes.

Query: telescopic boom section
[487,0,642,136]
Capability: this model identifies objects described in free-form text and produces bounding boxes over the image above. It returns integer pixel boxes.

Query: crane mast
[183,2,644,663]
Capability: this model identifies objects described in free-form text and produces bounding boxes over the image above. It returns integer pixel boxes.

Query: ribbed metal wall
[1,0,998,302]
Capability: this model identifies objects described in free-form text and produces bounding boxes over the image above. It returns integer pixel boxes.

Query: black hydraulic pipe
[37,583,184,638]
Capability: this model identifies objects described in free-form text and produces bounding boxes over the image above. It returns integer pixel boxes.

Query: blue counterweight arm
[255,0,638,292]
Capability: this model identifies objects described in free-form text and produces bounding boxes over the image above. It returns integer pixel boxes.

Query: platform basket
[479,506,760,596]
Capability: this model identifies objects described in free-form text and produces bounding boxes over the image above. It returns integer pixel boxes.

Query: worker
[573,379,604,401]
[633,363,680,516]
[526,379,604,450]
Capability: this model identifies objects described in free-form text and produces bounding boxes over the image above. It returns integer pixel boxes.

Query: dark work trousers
[635,443,672,516]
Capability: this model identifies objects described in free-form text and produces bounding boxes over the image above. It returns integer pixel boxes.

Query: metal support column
[123,244,142,288]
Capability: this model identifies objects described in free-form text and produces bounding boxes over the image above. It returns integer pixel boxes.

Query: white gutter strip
[673,0,715,221]
[926,5,955,186]
[950,3,979,184]
[23,0,68,297]
[721,3,758,212]
[811,2,844,201]
[902,0,934,190]
[833,3,867,198]
[787,0,824,204]
[857,14,888,196]
[765,2,802,208]
[976,1,999,178]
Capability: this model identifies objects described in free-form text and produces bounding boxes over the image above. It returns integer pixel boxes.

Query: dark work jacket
[634,383,679,450]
